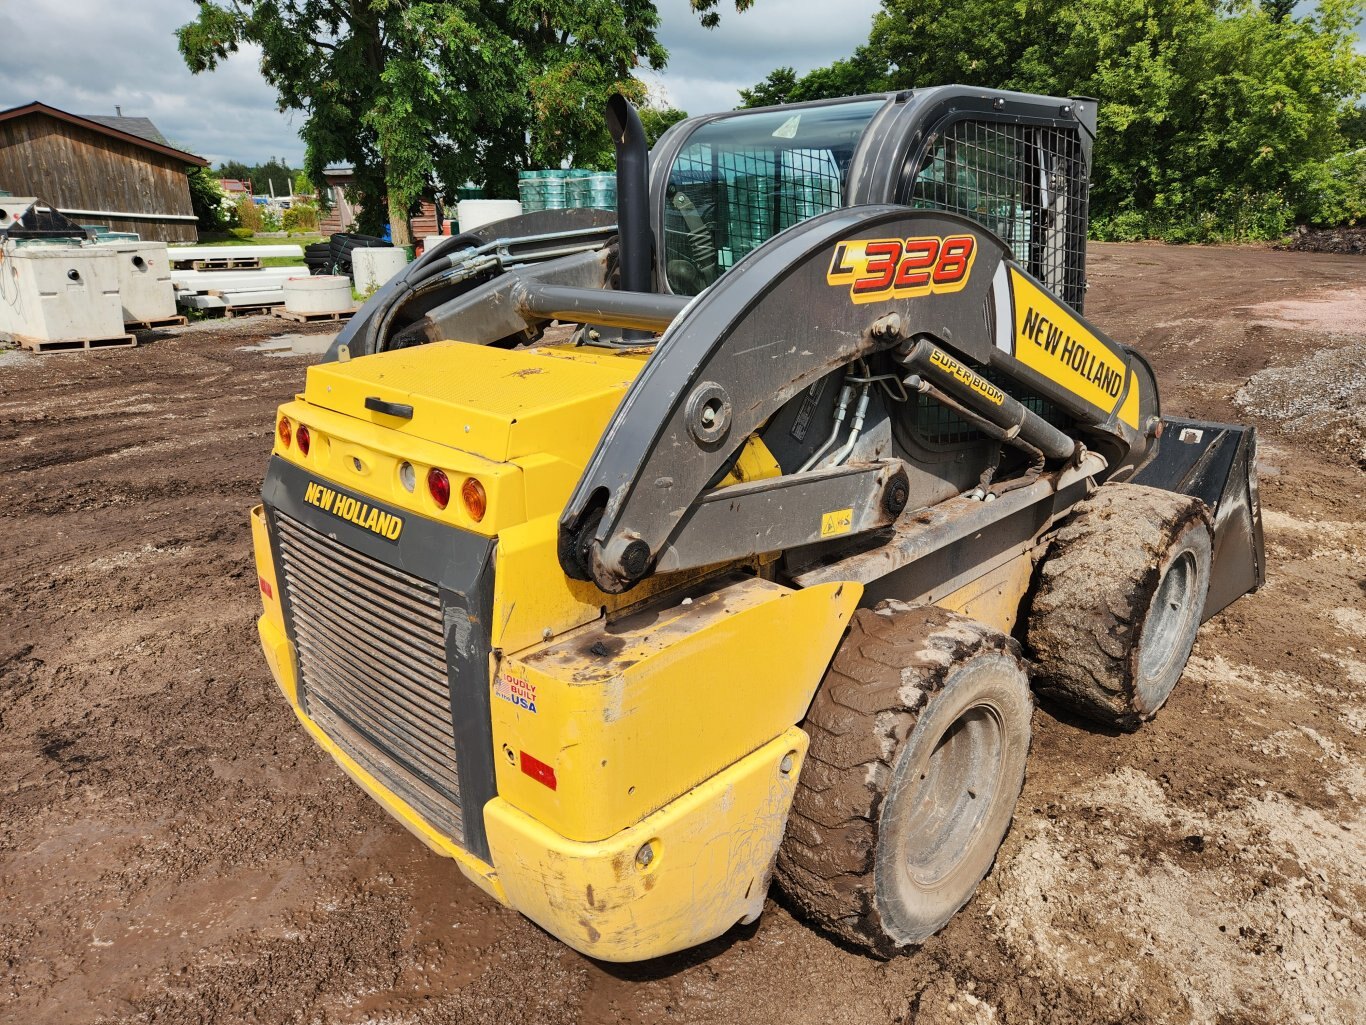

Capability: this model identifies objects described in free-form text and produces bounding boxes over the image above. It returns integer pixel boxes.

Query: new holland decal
[827,233,977,304]
[303,480,404,541]
[1009,270,1141,430]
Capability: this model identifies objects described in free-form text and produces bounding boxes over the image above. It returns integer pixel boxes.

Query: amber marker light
[277,417,292,447]
[461,478,487,522]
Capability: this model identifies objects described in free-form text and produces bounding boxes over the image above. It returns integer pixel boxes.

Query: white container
[97,240,176,324]
[284,275,353,315]
[456,199,522,233]
[0,243,127,344]
[353,247,409,293]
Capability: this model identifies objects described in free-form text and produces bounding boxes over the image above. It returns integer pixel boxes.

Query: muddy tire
[1026,483,1213,730]
[776,603,1032,957]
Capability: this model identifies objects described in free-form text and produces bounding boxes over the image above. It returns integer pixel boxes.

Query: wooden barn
[0,102,208,243]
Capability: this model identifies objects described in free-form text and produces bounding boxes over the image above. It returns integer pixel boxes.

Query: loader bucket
[1130,416,1266,621]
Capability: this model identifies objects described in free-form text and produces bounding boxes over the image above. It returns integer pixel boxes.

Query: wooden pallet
[15,333,137,353]
[126,315,189,331]
[224,304,283,319]
[273,307,358,323]
[174,257,262,271]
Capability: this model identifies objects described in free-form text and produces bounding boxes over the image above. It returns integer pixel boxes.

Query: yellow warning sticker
[820,508,854,538]
[1009,270,1139,429]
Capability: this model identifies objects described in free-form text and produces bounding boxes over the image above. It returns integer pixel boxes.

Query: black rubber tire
[1026,482,1214,730]
[776,603,1033,958]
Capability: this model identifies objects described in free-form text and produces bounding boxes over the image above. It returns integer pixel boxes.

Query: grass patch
[189,232,324,248]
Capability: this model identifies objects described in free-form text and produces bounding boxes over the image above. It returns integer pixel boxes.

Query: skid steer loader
[249,89,1264,960]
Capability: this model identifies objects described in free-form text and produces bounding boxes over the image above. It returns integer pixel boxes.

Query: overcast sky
[0,0,879,168]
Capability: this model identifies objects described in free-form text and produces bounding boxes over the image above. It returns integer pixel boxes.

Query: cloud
[0,0,304,166]
[647,0,882,113]
[0,0,879,171]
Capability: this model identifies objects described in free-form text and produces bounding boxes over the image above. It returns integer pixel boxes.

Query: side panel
[492,576,861,842]
[485,729,807,962]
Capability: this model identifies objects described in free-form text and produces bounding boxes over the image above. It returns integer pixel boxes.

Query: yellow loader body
[250,340,861,960]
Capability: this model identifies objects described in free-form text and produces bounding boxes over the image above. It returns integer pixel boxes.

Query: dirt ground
[2,243,1364,1025]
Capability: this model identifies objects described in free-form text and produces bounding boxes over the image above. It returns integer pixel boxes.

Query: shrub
[1304,149,1366,226]
[235,194,261,233]
[283,204,319,233]
[187,166,228,231]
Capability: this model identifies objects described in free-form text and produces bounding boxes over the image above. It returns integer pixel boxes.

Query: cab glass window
[663,99,885,295]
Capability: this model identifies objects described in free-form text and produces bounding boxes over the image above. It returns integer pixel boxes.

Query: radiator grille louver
[274,512,464,841]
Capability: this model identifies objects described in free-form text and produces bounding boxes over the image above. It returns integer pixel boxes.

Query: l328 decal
[827,234,977,304]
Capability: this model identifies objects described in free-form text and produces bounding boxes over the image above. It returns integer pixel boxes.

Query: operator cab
[651,89,1094,312]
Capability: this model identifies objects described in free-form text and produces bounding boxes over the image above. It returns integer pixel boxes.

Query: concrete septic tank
[0,243,129,346]
[97,240,176,324]
[283,274,353,315]
[352,248,409,294]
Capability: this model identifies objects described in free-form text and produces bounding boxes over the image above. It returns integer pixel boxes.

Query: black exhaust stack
[606,95,653,296]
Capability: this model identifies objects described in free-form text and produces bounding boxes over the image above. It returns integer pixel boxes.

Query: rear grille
[274,512,465,841]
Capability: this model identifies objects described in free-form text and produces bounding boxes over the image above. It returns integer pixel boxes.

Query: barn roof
[82,114,169,146]
[0,101,208,166]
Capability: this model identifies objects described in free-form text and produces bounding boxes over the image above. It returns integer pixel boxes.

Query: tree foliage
[575,100,690,169]
[178,1,748,245]
[739,49,885,108]
[742,0,1365,238]
[186,164,230,231]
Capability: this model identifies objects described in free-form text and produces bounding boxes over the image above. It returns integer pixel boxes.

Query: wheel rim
[898,703,1005,890]
[1136,549,1199,704]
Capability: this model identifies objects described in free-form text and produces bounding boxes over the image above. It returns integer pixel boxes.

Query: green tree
[690,0,755,27]
[575,100,690,168]
[1262,0,1296,22]
[739,50,886,108]
[294,170,314,195]
[744,0,1366,239]
[739,67,799,107]
[187,164,229,231]
[179,2,749,247]
[215,159,253,184]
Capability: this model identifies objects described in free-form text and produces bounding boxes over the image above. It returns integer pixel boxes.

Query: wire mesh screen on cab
[662,104,1089,314]
[901,119,1089,313]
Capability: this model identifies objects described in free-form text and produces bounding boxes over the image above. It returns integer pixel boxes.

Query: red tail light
[296,424,311,455]
[277,417,292,447]
[427,467,451,509]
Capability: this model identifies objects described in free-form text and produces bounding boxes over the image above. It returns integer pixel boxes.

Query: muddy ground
[1,244,1364,1025]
